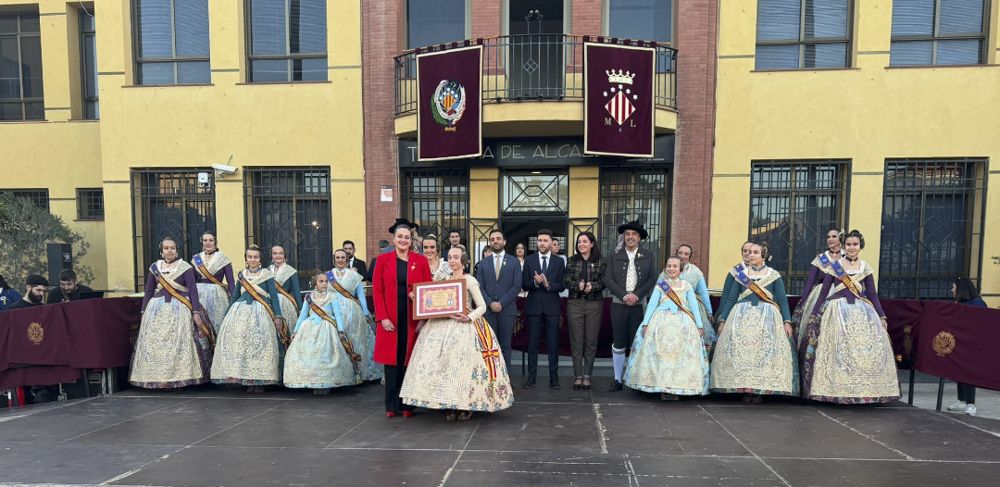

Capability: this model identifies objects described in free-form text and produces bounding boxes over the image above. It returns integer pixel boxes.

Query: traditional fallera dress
[270,263,301,327]
[430,258,452,282]
[679,262,717,348]
[284,289,360,389]
[792,250,843,347]
[712,265,798,396]
[329,267,382,381]
[400,274,514,412]
[211,268,289,386]
[130,260,213,388]
[624,275,710,395]
[800,259,899,404]
[191,250,234,333]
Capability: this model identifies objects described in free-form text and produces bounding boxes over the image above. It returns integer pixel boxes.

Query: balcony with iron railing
[393,35,677,137]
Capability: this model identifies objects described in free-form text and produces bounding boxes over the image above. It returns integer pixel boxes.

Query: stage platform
[2,377,1000,486]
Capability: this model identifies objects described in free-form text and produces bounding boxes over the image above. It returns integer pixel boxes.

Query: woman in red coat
[373,218,432,417]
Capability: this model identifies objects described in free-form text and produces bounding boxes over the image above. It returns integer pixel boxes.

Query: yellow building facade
[1,0,366,292]
[711,0,1000,304]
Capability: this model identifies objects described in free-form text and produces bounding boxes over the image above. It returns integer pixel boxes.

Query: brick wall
[672,0,718,277]
[361,0,405,258]
[471,0,500,38]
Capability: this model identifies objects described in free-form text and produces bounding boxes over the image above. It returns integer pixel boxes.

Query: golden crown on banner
[605,69,636,85]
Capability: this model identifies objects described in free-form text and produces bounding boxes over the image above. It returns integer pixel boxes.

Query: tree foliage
[0,193,94,290]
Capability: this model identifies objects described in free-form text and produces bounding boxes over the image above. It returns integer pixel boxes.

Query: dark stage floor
[2,376,1000,486]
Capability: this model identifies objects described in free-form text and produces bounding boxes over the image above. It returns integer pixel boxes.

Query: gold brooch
[932,331,956,357]
[27,322,44,345]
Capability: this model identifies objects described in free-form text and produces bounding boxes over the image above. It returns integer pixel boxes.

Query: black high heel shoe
[582,377,592,390]
[573,377,583,390]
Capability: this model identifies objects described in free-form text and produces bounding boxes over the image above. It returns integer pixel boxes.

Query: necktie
[542,255,548,273]
[626,254,638,293]
[494,254,502,279]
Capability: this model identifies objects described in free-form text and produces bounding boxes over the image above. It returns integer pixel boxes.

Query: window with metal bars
[890,0,988,66]
[244,168,332,284]
[246,0,327,82]
[0,12,44,120]
[0,189,49,211]
[878,158,987,299]
[76,188,104,220]
[748,161,848,294]
[599,167,671,267]
[133,0,211,85]
[79,9,98,119]
[755,0,853,70]
[130,169,217,290]
[403,169,470,242]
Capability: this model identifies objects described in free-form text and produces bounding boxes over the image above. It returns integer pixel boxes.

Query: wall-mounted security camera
[213,163,237,176]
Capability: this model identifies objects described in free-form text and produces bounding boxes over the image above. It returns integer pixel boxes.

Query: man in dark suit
[521,229,566,389]
[604,221,657,391]
[342,240,368,278]
[365,239,391,282]
[474,229,522,370]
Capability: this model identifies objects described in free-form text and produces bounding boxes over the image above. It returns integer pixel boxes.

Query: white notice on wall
[380,186,393,202]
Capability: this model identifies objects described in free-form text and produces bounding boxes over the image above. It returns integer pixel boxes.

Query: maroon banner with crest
[584,43,655,157]
[417,45,483,161]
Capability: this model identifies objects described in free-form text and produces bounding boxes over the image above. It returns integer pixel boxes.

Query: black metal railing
[394,35,677,116]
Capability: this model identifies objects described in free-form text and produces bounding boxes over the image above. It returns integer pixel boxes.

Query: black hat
[617,221,648,240]
[389,218,419,234]
[26,274,48,287]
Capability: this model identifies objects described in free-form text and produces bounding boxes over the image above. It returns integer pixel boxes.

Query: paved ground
[2,374,1000,487]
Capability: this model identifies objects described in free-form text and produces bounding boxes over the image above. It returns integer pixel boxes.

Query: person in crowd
[625,256,709,400]
[4,274,48,311]
[563,231,606,391]
[423,234,452,281]
[713,241,796,403]
[447,229,463,251]
[343,240,368,278]
[552,239,569,299]
[604,221,657,392]
[366,239,392,282]
[330,249,382,382]
[130,237,212,389]
[269,245,301,328]
[716,240,755,322]
[372,218,431,417]
[792,228,845,347]
[515,243,528,298]
[0,274,22,311]
[190,231,234,333]
[947,277,989,416]
[675,244,716,348]
[45,269,93,303]
[475,229,522,370]
[521,229,566,390]
[473,246,493,277]
[401,247,513,420]
[211,245,288,392]
[284,270,358,393]
[801,230,899,404]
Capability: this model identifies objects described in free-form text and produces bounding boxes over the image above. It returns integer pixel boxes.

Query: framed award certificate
[412,279,466,320]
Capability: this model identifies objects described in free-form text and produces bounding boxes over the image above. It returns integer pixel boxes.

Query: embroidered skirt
[801,298,900,404]
[711,302,798,396]
[284,317,358,389]
[400,318,513,412]
[792,284,825,348]
[211,302,282,386]
[625,309,710,395]
[339,297,382,381]
[276,293,299,329]
[130,297,211,388]
[196,282,230,334]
